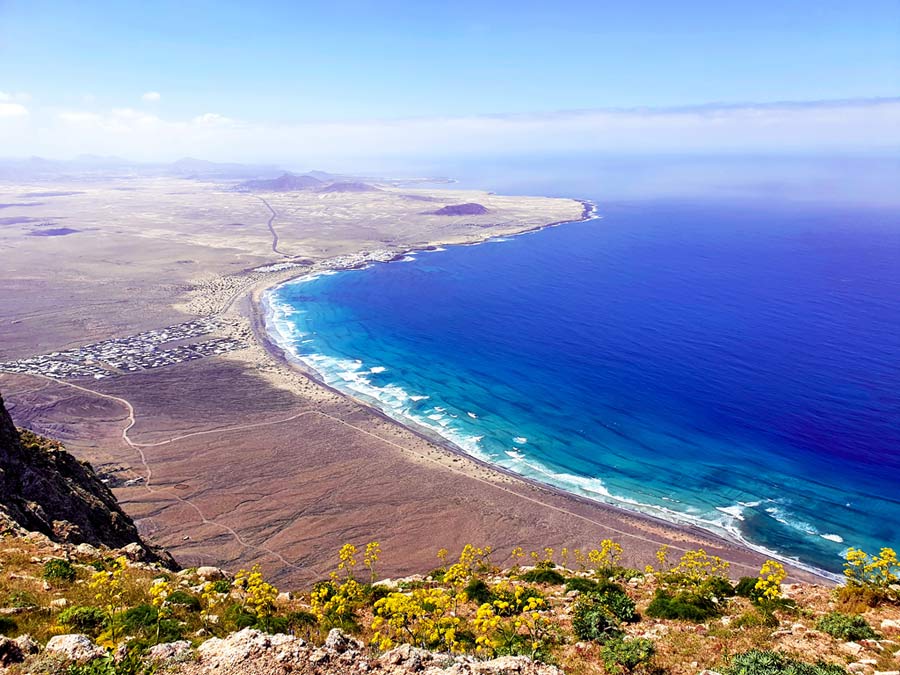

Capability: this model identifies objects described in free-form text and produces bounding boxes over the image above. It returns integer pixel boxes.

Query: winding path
[256,196,287,257]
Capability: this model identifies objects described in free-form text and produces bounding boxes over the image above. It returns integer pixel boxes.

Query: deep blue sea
[266,163,900,575]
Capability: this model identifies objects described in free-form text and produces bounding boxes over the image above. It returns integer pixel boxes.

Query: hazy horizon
[2,1,898,163]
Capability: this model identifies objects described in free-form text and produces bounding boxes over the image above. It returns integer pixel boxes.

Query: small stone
[842,641,864,656]
[882,619,900,634]
[50,598,68,608]
[276,591,292,603]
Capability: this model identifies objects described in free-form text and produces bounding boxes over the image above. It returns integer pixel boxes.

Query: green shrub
[166,590,201,612]
[724,649,848,675]
[363,583,392,604]
[58,606,107,635]
[815,612,877,641]
[223,603,257,630]
[735,576,761,599]
[599,637,655,674]
[67,650,156,675]
[287,610,318,633]
[572,596,621,642]
[519,567,566,585]
[0,616,17,635]
[593,581,639,623]
[646,589,720,622]
[110,603,183,643]
[702,575,736,599]
[6,591,38,608]
[209,579,231,594]
[464,578,493,605]
[43,558,77,583]
[565,577,600,594]
[571,582,637,642]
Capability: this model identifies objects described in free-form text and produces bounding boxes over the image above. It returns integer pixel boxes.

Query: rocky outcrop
[174,628,561,675]
[429,203,489,216]
[0,392,170,564]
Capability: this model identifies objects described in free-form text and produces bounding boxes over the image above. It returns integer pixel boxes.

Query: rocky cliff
[0,391,166,561]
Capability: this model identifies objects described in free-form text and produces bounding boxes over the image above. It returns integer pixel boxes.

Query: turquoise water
[265,197,900,576]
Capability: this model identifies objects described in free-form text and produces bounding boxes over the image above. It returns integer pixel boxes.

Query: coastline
[236,198,834,585]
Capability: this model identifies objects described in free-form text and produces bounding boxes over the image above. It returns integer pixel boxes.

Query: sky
[1,0,899,163]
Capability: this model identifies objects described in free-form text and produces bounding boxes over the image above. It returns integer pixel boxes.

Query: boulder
[324,628,363,654]
[146,640,192,661]
[196,628,302,669]
[472,655,563,674]
[378,642,432,669]
[45,634,106,662]
[14,634,39,655]
[74,543,101,559]
[120,542,148,562]
[196,566,227,581]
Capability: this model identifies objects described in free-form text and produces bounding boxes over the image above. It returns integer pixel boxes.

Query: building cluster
[0,319,248,380]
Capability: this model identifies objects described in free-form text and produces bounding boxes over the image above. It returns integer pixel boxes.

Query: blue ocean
[266,159,900,575]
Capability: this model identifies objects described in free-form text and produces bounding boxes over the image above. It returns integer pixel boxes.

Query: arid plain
[0,173,824,585]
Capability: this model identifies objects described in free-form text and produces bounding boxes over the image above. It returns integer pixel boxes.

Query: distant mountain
[318,181,382,193]
[0,156,283,181]
[168,157,283,179]
[429,202,489,216]
[237,172,325,192]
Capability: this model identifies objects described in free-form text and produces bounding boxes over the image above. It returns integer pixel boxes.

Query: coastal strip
[229,200,833,585]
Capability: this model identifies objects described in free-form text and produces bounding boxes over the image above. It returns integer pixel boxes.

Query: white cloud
[0,91,31,102]
[192,112,235,126]
[6,98,900,161]
[0,102,29,117]
[141,91,161,102]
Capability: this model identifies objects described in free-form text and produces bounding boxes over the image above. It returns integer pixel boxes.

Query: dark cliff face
[0,392,159,555]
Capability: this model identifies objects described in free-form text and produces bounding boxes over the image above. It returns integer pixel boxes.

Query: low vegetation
[0,531,898,675]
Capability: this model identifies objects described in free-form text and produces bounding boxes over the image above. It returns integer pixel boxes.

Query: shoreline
[238,199,835,585]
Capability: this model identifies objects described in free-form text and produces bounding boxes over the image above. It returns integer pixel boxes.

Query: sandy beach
[0,177,830,587]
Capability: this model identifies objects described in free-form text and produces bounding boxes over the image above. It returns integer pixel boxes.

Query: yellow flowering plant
[588,539,624,575]
[148,578,173,644]
[755,560,786,601]
[233,564,279,631]
[89,555,129,647]
[364,542,381,583]
[371,587,462,653]
[843,547,899,603]
[472,594,559,660]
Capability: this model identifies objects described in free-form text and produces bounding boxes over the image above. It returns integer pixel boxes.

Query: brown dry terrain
[0,175,826,587]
